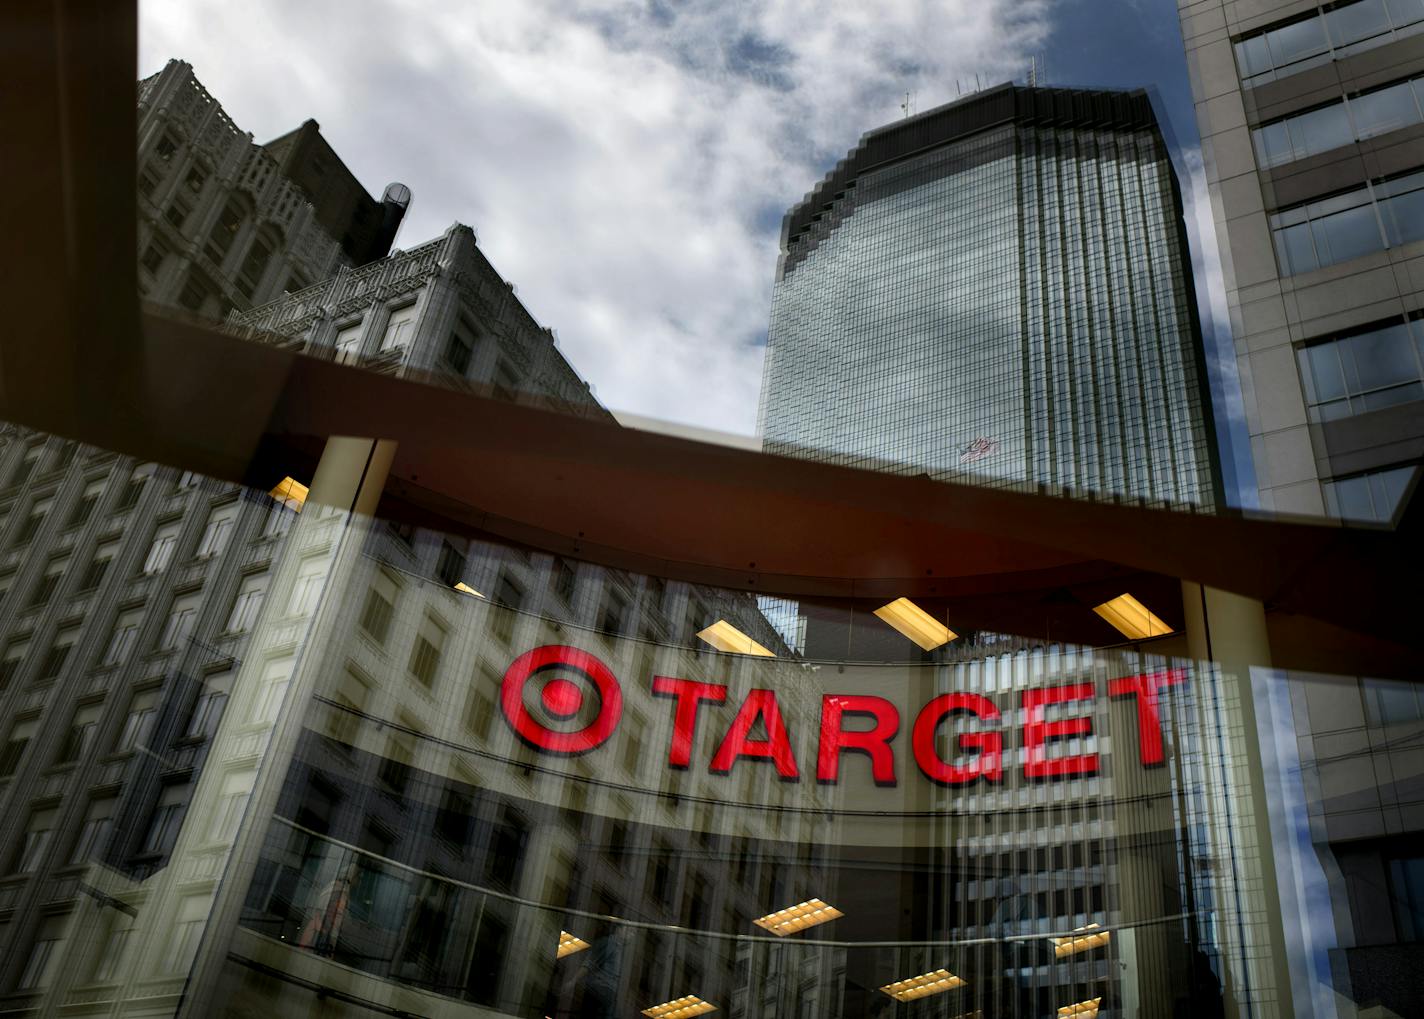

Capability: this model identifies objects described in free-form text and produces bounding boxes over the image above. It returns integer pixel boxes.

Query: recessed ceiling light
[879,968,966,1001]
[1057,997,1102,1018]
[1093,593,1172,640]
[641,995,717,1018]
[556,930,590,959]
[269,476,309,512]
[753,898,843,936]
[1051,923,1110,957]
[453,581,484,597]
[697,620,775,657]
[873,597,957,651]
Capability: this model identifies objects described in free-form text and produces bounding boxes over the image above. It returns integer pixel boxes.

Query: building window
[251,660,291,724]
[116,689,159,752]
[28,556,67,607]
[0,639,29,690]
[16,916,66,990]
[162,895,209,975]
[408,613,447,688]
[288,557,328,617]
[143,523,180,574]
[261,498,296,538]
[154,131,179,162]
[138,165,162,198]
[69,798,115,866]
[553,557,577,604]
[56,704,101,764]
[0,718,37,777]
[1323,465,1417,521]
[92,913,134,982]
[177,271,212,313]
[1272,171,1424,275]
[102,611,142,667]
[13,498,53,546]
[141,784,188,856]
[444,327,474,374]
[14,809,57,873]
[69,478,106,527]
[333,321,363,364]
[80,540,118,591]
[205,201,243,265]
[206,772,250,843]
[160,595,200,651]
[1298,319,1424,420]
[237,235,274,298]
[1234,0,1424,87]
[436,540,466,588]
[196,502,237,558]
[187,671,232,740]
[599,587,629,636]
[359,571,398,644]
[1364,676,1424,724]
[164,192,193,231]
[116,462,155,509]
[226,573,267,633]
[37,629,77,681]
[380,304,418,352]
[183,163,206,196]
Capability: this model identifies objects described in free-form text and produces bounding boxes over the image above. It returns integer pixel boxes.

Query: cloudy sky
[139,0,1254,502]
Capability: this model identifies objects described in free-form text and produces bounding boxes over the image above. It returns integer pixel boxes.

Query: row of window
[1297,316,1424,419]
[1270,169,1424,274]
[1254,73,1424,169]
[1235,0,1424,87]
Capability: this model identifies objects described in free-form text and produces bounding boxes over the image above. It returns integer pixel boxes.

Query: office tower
[0,63,786,1014]
[1179,3,1424,1013]
[759,84,1223,510]
[1178,0,1424,522]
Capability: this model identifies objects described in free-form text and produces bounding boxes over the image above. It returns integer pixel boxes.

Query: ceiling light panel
[873,597,957,651]
[1093,592,1172,640]
[753,898,843,936]
[556,930,589,958]
[1051,922,1111,957]
[697,620,776,657]
[641,996,717,1018]
[879,968,967,1001]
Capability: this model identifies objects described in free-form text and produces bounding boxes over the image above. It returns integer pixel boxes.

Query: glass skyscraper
[759,84,1223,509]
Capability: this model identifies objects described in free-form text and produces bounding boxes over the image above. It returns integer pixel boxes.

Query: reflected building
[759,84,1223,509]
[1178,0,1424,521]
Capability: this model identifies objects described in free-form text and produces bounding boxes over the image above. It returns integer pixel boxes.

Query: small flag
[958,437,999,464]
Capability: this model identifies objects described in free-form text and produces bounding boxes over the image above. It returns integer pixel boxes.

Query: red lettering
[709,689,799,781]
[1023,682,1098,779]
[652,676,728,768]
[1109,668,1187,766]
[817,694,899,786]
[499,645,623,755]
[912,693,1002,785]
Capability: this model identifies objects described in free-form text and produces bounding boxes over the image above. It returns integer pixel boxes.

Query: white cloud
[139,0,1053,432]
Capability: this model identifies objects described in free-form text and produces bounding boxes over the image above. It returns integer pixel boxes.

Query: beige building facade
[1178,0,1424,519]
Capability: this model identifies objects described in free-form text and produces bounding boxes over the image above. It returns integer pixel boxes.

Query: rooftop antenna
[900,90,916,118]
[1028,54,1037,87]
[956,80,963,97]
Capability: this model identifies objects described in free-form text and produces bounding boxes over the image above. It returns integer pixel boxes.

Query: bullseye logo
[500,645,624,755]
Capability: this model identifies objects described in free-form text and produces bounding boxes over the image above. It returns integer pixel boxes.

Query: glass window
[360,571,398,643]
[116,689,159,751]
[1388,0,1424,26]
[14,808,57,873]
[187,671,232,739]
[1275,220,1319,274]
[103,609,142,666]
[1288,103,1354,160]
[16,917,66,990]
[0,718,37,777]
[251,659,292,724]
[408,613,447,688]
[333,321,363,364]
[142,784,188,855]
[288,557,328,616]
[69,798,115,865]
[1328,0,1393,45]
[1350,81,1420,138]
[69,477,106,526]
[196,503,237,558]
[1235,33,1274,78]
[56,704,101,763]
[160,595,200,651]
[381,304,418,352]
[1314,202,1384,264]
[1253,120,1295,167]
[143,522,180,574]
[226,573,267,633]
[163,895,209,975]
[1269,14,1330,65]
[1324,465,1418,519]
[1378,175,1424,245]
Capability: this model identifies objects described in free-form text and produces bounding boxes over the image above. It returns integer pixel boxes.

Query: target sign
[499,645,624,755]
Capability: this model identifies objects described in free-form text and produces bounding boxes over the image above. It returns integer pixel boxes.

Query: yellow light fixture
[1093,593,1172,640]
[269,476,309,512]
[752,898,843,936]
[1057,998,1102,1018]
[697,620,775,657]
[641,996,717,1018]
[873,597,957,651]
[453,582,484,598]
[879,968,967,1002]
[556,930,589,959]
[1051,922,1111,957]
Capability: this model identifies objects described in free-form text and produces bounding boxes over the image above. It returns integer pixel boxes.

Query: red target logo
[500,645,623,755]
